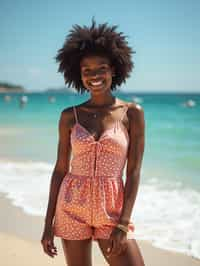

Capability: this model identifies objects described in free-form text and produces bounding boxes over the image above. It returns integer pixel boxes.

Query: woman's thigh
[97,238,145,266]
[61,238,92,266]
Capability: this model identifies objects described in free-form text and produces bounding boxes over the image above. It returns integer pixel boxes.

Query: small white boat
[48,96,56,103]
[19,95,28,108]
[183,99,196,108]
[20,95,28,103]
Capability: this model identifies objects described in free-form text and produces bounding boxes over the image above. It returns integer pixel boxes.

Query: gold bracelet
[116,223,129,233]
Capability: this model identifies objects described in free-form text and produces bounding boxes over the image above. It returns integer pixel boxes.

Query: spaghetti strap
[119,105,128,121]
[114,104,128,131]
[73,106,78,123]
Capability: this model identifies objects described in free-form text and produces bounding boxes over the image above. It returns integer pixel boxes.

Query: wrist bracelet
[116,224,129,233]
[116,222,135,233]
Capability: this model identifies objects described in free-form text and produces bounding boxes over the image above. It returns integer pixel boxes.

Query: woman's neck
[87,92,116,107]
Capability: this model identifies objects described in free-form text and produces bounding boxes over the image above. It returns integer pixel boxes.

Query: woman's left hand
[106,227,128,258]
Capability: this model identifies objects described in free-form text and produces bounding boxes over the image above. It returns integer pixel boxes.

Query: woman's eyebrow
[81,63,109,68]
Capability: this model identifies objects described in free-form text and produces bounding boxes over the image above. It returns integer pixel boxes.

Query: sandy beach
[0,192,199,266]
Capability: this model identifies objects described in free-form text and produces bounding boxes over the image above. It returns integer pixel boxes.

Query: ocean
[0,91,199,259]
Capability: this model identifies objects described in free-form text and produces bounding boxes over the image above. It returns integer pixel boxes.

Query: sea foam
[0,159,199,259]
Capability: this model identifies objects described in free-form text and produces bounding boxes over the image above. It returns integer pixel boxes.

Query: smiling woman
[41,19,145,266]
[80,55,114,95]
[54,18,134,94]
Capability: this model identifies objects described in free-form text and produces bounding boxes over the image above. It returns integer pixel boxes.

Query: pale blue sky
[0,0,200,92]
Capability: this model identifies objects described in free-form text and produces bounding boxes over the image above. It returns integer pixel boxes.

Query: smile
[89,80,104,87]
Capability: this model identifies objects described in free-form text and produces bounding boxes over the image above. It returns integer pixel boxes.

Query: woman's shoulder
[58,106,78,128]
[60,106,74,117]
[117,98,143,113]
[128,103,144,126]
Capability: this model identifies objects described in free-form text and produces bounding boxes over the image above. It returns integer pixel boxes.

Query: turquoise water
[0,91,200,258]
[1,92,199,189]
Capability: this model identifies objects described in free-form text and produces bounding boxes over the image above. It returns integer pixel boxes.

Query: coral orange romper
[53,104,134,240]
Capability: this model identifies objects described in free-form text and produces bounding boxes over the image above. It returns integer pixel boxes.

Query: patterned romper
[53,104,135,240]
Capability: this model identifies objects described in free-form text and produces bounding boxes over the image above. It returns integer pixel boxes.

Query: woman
[41,20,145,266]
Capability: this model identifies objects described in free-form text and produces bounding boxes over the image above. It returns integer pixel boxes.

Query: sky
[0,0,200,93]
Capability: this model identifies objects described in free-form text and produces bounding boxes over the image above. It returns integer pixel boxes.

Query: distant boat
[4,95,12,102]
[19,95,28,108]
[183,99,196,108]
[20,95,28,103]
[48,96,56,103]
[131,96,143,104]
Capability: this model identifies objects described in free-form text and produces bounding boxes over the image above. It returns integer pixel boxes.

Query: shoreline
[1,191,200,266]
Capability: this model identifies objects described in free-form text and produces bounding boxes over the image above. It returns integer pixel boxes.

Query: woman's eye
[83,70,90,75]
[100,66,108,71]
[82,66,109,76]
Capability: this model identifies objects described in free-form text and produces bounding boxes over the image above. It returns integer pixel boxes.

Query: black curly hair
[55,19,135,94]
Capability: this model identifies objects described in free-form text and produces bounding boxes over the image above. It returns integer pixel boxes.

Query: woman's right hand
[41,227,58,258]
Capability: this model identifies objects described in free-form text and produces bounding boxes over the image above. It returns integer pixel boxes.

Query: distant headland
[0,82,25,93]
[45,87,76,93]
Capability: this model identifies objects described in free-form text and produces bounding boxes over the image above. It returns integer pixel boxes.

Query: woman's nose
[90,69,100,77]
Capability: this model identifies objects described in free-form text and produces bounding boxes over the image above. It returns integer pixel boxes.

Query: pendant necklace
[89,97,115,119]
[92,109,112,119]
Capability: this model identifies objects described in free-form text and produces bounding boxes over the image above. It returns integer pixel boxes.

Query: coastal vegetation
[0,81,25,93]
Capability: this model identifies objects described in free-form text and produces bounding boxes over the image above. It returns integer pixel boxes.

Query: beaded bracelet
[116,222,135,233]
[116,224,129,233]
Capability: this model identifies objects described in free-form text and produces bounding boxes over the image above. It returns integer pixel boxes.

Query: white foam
[0,160,199,259]
[131,177,200,259]
[0,160,53,216]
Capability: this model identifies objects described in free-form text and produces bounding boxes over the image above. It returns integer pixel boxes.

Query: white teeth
[90,81,103,86]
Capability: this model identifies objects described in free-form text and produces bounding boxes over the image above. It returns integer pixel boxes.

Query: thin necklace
[92,108,113,118]
[89,98,116,118]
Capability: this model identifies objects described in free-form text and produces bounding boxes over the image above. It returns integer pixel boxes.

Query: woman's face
[80,54,115,95]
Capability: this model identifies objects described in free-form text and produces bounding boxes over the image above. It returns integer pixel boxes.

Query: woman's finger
[48,240,58,256]
[42,240,52,257]
[42,240,57,257]
[121,241,128,254]
[106,238,113,258]
[44,241,54,257]
[109,238,119,257]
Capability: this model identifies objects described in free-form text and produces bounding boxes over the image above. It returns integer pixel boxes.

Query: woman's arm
[118,102,145,225]
[44,108,72,230]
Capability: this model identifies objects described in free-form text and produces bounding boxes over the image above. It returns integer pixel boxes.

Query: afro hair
[55,19,135,94]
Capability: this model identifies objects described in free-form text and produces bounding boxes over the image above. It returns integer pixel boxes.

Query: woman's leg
[61,238,92,266]
[97,239,145,266]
